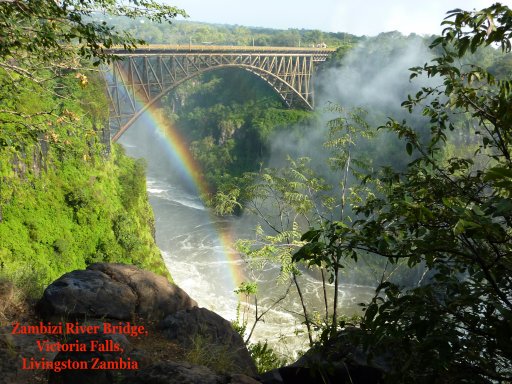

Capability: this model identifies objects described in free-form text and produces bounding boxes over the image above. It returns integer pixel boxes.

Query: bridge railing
[107,44,336,55]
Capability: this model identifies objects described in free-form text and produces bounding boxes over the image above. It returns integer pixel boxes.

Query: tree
[234,157,330,347]
[295,4,512,383]
[0,0,186,67]
[229,106,379,347]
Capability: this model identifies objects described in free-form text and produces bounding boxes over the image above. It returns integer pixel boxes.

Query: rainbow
[108,72,246,292]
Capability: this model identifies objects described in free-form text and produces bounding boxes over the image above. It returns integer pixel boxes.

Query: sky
[169,0,512,36]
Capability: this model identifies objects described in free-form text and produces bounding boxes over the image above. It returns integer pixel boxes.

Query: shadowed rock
[121,361,223,384]
[0,324,56,384]
[260,327,385,384]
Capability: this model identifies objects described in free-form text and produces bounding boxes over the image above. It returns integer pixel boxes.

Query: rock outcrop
[38,263,197,321]
[159,307,258,376]
[32,263,260,384]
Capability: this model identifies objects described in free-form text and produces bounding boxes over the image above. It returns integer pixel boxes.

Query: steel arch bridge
[104,45,335,141]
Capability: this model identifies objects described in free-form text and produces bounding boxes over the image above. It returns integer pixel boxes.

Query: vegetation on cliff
[159,68,317,199]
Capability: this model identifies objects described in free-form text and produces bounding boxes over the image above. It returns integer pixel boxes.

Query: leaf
[406,142,413,156]
[484,166,512,181]
[458,37,470,56]
[300,229,321,242]
[493,198,512,216]
[293,242,324,262]
[365,303,378,323]
[453,219,481,235]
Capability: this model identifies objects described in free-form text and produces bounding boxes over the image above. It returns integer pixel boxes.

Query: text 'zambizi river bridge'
[104,45,335,141]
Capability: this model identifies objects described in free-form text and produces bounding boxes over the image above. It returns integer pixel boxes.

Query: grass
[185,333,242,374]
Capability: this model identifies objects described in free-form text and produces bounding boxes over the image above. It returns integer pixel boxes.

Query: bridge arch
[104,45,334,141]
[111,64,311,141]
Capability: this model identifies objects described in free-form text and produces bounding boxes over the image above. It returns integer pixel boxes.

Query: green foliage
[232,281,259,339]
[231,301,248,339]
[0,143,169,292]
[184,333,242,374]
[248,341,288,374]
[234,156,330,281]
[296,4,512,383]
[0,61,169,293]
[235,281,258,296]
[232,282,289,374]
[118,157,148,210]
[209,188,242,216]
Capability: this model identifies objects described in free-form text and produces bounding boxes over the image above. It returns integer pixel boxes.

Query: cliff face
[0,142,170,291]
[0,69,171,294]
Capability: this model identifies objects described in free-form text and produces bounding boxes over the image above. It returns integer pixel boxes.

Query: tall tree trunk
[321,268,329,323]
[332,261,339,335]
[293,273,314,346]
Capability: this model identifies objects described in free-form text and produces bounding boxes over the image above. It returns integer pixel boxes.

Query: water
[119,118,376,357]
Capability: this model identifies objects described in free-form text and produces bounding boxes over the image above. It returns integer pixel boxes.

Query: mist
[267,32,436,173]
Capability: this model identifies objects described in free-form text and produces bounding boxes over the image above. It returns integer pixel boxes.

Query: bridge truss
[104,45,334,141]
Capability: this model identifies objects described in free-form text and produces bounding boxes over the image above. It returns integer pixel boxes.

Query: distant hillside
[100,16,362,48]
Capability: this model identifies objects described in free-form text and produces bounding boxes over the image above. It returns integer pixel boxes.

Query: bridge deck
[108,44,336,55]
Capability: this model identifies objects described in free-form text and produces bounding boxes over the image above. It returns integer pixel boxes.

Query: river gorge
[119,114,376,356]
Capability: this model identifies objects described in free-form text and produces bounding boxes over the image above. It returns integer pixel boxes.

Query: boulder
[0,324,58,384]
[229,373,263,384]
[38,263,197,321]
[259,327,385,384]
[38,269,137,320]
[120,361,224,384]
[159,307,257,376]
